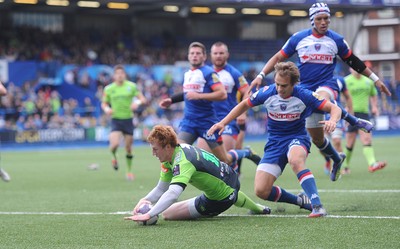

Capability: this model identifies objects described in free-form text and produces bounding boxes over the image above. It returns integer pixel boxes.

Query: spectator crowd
[0,27,399,134]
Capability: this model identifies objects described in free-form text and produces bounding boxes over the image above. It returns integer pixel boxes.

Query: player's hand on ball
[133,199,151,215]
[124,213,151,222]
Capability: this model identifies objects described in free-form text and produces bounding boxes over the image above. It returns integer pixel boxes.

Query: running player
[209,62,343,217]
[321,77,353,174]
[197,42,256,171]
[249,2,391,181]
[343,68,387,174]
[124,125,270,222]
[159,42,260,169]
[102,65,147,180]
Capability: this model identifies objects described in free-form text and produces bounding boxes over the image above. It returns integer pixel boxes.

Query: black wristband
[171,93,184,104]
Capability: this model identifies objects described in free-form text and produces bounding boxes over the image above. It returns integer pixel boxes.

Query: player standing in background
[0,81,10,182]
[321,77,353,175]
[209,62,343,217]
[235,92,248,175]
[197,42,257,171]
[124,125,270,223]
[102,65,147,181]
[343,69,387,174]
[249,2,391,181]
[159,42,260,169]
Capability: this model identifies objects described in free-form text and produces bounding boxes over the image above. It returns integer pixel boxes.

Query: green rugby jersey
[159,144,238,201]
[345,74,377,114]
[102,80,139,119]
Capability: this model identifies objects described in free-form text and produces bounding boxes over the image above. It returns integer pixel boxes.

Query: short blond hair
[274,61,300,86]
[188,42,206,54]
[113,64,126,73]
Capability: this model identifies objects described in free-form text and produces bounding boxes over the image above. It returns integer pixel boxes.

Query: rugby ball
[136,203,158,226]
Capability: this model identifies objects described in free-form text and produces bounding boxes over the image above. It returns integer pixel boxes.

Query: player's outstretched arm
[248,51,285,94]
[159,98,172,109]
[186,83,227,101]
[133,180,170,214]
[132,199,152,215]
[124,213,151,222]
[362,67,391,96]
[343,53,391,96]
[319,102,341,133]
[125,184,184,221]
[373,79,391,96]
[159,92,184,109]
[208,100,251,136]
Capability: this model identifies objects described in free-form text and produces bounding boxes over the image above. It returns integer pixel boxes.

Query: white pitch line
[287,189,400,193]
[220,214,400,220]
[0,212,399,220]
[0,211,131,215]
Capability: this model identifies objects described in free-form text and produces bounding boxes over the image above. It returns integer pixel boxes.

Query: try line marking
[0,211,399,220]
[287,189,400,193]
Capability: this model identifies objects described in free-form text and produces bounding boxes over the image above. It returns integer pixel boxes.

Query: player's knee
[162,210,173,220]
[362,137,372,145]
[255,186,271,200]
[311,136,325,147]
[288,158,304,172]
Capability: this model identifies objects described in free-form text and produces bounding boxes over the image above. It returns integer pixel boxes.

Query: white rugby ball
[136,203,158,226]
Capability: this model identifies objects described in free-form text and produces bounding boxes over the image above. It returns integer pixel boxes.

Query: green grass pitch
[1,136,399,248]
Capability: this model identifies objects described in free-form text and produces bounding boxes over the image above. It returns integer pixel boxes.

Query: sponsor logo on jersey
[269,112,301,120]
[173,164,180,176]
[314,44,321,51]
[183,84,201,91]
[301,54,333,63]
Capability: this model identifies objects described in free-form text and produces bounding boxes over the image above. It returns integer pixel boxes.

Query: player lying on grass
[124,125,270,223]
[208,62,342,217]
